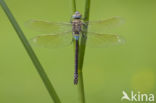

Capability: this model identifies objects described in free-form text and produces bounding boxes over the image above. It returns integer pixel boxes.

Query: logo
[121,91,155,102]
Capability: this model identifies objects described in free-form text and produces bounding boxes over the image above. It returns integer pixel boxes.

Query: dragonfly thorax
[72,19,82,35]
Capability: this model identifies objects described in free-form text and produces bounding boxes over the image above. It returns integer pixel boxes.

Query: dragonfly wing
[86,32,125,48]
[26,19,72,33]
[88,17,124,32]
[30,31,73,48]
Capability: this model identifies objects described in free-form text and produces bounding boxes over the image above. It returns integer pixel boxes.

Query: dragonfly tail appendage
[74,39,79,85]
[74,73,78,85]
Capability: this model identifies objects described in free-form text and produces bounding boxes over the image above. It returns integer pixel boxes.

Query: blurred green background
[0,0,156,103]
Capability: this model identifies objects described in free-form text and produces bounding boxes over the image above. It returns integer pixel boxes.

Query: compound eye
[72,15,76,18]
[78,15,81,18]
[75,11,80,14]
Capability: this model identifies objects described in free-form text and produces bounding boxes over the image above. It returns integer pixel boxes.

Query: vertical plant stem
[83,0,91,22]
[0,0,61,103]
[79,0,91,71]
[77,71,85,103]
[79,0,91,70]
[72,0,76,13]
[78,0,91,102]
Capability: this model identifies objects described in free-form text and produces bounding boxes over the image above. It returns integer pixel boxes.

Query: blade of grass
[78,0,91,102]
[79,0,90,71]
[0,0,61,103]
[72,0,76,13]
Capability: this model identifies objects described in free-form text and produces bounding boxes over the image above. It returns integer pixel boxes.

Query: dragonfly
[27,11,124,85]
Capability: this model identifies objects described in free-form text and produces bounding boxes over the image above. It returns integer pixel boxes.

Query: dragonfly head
[72,11,82,19]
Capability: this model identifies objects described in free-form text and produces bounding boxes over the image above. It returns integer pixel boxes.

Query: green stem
[77,71,85,103]
[79,0,91,70]
[77,0,91,103]
[72,0,76,13]
[84,0,91,22]
[0,0,61,103]
[78,0,91,102]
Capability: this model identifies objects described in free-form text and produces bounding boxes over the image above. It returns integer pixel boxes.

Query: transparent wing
[30,31,73,48]
[86,32,124,47]
[88,16,124,32]
[26,19,72,33]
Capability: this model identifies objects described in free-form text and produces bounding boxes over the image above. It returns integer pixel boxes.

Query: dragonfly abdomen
[72,15,83,84]
[74,39,79,84]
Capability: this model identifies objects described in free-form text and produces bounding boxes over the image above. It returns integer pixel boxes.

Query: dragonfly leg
[82,22,88,27]
[81,23,88,39]
[81,32,87,40]
[70,16,73,23]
